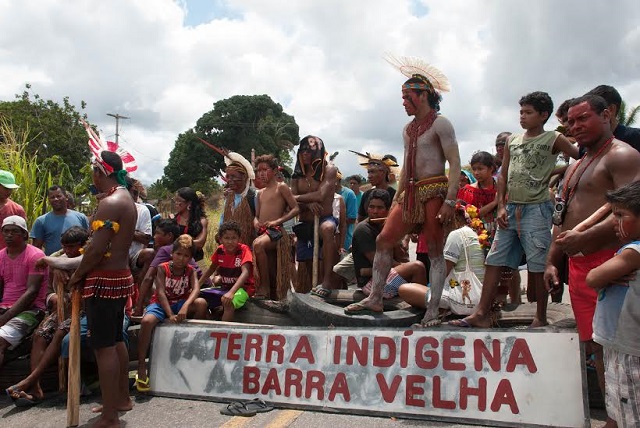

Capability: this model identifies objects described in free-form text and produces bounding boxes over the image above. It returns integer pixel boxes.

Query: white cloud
[0,0,639,185]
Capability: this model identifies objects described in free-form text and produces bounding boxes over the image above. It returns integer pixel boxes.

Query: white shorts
[0,309,44,349]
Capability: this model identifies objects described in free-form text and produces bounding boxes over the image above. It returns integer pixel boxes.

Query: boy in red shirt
[199,221,254,321]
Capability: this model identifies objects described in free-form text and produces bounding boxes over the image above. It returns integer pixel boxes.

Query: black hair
[60,226,90,245]
[48,185,66,194]
[404,77,442,111]
[470,151,496,169]
[176,187,207,238]
[100,151,123,174]
[568,94,608,115]
[368,189,391,210]
[347,174,363,184]
[556,98,574,121]
[606,180,640,216]
[495,132,512,145]
[519,91,553,124]
[586,85,622,111]
[254,154,279,170]
[156,219,181,239]
[218,221,242,238]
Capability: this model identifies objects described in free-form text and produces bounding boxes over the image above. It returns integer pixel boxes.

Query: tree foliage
[619,100,640,127]
[0,84,90,180]
[162,95,299,192]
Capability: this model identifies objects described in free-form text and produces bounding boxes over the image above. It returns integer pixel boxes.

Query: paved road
[0,392,607,428]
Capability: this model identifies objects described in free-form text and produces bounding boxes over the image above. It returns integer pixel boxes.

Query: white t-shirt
[443,226,486,282]
[129,203,152,258]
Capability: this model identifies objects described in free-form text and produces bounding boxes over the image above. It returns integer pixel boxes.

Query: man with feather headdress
[291,135,338,293]
[345,55,461,327]
[219,151,257,246]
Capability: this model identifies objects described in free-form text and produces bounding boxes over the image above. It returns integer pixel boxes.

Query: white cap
[2,215,28,233]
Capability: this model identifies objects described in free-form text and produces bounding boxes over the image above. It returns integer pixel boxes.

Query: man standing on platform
[345,56,461,326]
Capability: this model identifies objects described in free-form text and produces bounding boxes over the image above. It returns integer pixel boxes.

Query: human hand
[132,306,143,317]
[543,264,561,293]
[555,230,584,256]
[264,221,278,229]
[176,306,188,322]
[67,274,82,291]
[496,206,508,229]
[436,203,455,225]
[308,202,323,216]
[168,314,179,323]
[222,291,234,305]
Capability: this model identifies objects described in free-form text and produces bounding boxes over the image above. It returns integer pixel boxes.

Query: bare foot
[529,318,548,328]
[91,399,134,414]
[344,297,383,315]
[449,313,492,328]
[91,415,121,428]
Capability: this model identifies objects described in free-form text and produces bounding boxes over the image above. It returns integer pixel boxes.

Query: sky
[1,0,639,185]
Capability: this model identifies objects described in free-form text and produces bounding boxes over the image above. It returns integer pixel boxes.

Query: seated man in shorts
[0,216,48,367]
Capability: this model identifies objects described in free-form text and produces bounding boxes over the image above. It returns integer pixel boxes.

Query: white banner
[149,323,588,428]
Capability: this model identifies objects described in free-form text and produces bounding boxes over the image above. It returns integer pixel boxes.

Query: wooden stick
[573,203,611,232]
[66,289,81,427]
[312,215,320,288]
[368,216,388,223]
[55,279,66,392]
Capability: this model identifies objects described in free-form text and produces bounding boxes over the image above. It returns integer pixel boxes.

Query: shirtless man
[345,59,461,327]
[253,154,299,300]
[68,151,137,428]
[544,94,640,427]
[291,135,338,293]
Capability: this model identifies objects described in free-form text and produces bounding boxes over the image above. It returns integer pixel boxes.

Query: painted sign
[149,322,588,428]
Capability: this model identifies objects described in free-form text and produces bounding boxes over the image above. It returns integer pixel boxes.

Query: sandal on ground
[243,398,274,413]
[310,287,332,299]
[220,401,257,417]
[136,374,151,392]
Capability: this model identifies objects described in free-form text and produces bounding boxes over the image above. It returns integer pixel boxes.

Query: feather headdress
[82,119,138,175]
[349,150,401,178]
[384,53,451,93]
[196,137,254,192]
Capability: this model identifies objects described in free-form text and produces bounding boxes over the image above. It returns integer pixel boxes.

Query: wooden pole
[66,289,81,427]
[55,279,66,392]
[312,215,320,288]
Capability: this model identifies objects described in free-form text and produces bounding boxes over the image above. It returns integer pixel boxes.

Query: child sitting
[199,221,255,321]
[136,234,208,392]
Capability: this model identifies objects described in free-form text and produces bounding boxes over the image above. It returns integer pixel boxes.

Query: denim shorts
[485,201,553,272]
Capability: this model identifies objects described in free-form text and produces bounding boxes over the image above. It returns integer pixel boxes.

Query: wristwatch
[444,199,456,207]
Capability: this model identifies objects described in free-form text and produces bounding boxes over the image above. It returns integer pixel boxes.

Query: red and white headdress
[82,119,138,176]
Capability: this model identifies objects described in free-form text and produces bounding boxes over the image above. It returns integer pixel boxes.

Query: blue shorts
[485,201,553,273]
[145,301,186,322]
[296,216,338,261]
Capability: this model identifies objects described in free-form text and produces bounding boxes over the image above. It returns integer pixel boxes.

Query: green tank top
[507,131,559,203]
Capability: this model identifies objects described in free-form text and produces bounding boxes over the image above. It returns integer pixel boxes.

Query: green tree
[0,84,90,180]
[162,95,299,191]
[618,100,640,127]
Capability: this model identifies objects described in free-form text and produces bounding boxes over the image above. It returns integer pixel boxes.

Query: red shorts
[568,249,615,341]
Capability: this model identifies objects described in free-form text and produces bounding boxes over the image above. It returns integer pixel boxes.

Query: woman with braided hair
[173,187,208,261]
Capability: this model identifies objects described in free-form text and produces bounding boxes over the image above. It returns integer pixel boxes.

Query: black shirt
[352,220,383,287]
[614,124,640,152]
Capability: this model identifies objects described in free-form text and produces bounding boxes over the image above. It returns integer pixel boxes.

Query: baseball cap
[0,170,19,189]
[2,215,28,233]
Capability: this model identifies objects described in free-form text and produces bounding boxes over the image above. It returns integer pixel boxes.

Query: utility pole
[106,113,129,145]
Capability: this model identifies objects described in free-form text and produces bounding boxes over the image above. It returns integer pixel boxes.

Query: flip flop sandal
[6,386,20,402]
[13,391,43,408]
[343,302,381,316]
[310,287,332,299]
[220,401,257,417]
[243,398,274,413]
[136,374,151,393]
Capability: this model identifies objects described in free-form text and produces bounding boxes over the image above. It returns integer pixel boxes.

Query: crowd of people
[0,57,639,426]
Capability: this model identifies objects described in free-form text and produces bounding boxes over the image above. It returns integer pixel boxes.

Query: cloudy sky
[1,0,639,185]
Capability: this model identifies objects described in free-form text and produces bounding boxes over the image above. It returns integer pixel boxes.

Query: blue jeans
[485,201,553,272]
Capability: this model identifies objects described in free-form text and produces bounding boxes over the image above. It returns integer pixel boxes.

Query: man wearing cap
[0,170,26,250]
[30,185,89,256]
[0,215,48,367]
[68,151,136,426]
[345,56,461,327]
